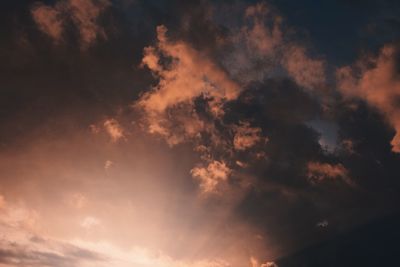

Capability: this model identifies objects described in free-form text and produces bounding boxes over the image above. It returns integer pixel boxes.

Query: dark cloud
[0,242,106,267]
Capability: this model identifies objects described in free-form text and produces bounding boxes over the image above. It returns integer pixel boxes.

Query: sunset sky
[1,0,400,266]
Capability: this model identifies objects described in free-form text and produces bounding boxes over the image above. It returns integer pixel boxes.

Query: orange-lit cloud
[31,0,110,49]
[307,161,353,186]
[233,122,265,151]
[103,118,124,143]
[191,161,232,194]
[136,25,240,147]
[7,1,397,267]
[250,256,279,267]
[337,45,400,152]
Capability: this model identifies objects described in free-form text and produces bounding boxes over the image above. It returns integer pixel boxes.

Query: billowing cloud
[337,45,400,152]
[136,25,240,146]
[191,161,232,194]
[6,1,400,266]
[31,0,110,49]
[233,122,265,151]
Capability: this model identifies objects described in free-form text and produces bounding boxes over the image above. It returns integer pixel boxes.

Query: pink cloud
[337,45,400,152]
[136,25,240,146]
[191,161,232,194]
[233,122,265,151]
[31,0,110,49]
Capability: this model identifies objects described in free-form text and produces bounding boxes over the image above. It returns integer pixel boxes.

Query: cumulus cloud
[136,25,240,146]
[191,161,232,194]
[233,121,265,151]
[31,0,110,49]
[132,5,328,196]
[337,45,400,152]
[307,161,353,186]
[103,118,124,143]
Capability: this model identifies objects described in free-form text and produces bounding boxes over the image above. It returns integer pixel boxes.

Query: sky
[1,0,400,266]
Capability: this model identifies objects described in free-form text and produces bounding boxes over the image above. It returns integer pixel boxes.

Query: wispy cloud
[31,0,110,49]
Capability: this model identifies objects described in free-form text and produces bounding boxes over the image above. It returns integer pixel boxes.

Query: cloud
[136,25,240,146]
[0,195,105,267]
[68,0,110,49]
[31,0,110,49]
[233,121,265,151]
[221,2,326,92]
[261,262,278,267]
[0,193,234,267]
[307,161,353,186]
[222,2,283,84]
[244,3,282,57]
[250,256,278,267]
[69,240,233,267]
[282,45,326,90]
[103,118,124,143]
[140,25,240,110]
[337,45,400,152]
[31,2,64,43]
[104,160,113,170]
[316,220,329,228]
[191,161,232,194]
